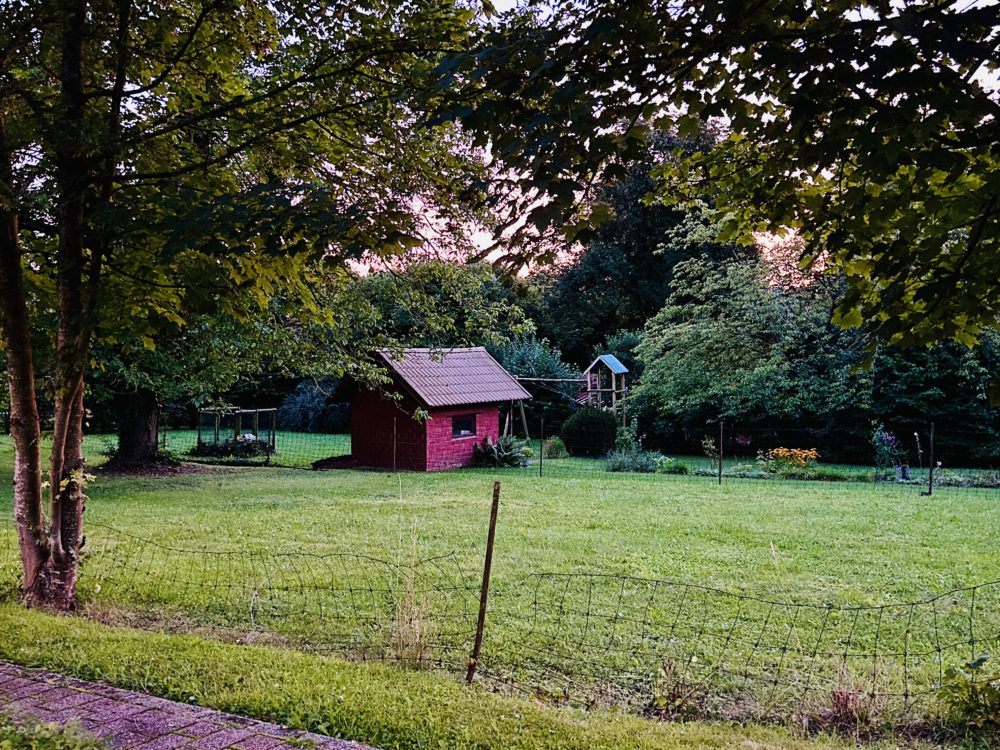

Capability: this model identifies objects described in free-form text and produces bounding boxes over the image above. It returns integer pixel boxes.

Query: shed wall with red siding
[349,386,426,471]
[349,384,501,471]
[424,404,500,471]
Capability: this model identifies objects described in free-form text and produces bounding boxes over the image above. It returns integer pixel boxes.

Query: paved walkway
[0,662,373,750]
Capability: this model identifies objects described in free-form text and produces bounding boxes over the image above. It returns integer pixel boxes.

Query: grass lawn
[0,604,942,750]
[0,438,998,744]
[91,429,352,469]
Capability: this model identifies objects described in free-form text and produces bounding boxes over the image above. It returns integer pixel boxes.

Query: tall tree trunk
[112,389,161,465]
[0,112,50,597]
[32,0,91,610]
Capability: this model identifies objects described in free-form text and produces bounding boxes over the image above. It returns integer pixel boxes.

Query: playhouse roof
[379,347,531,409]
[587,353,629,375]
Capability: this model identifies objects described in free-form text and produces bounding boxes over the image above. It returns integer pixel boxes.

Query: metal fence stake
[927,422,935,496]
[467,481,501,684]
[718,419,724,486]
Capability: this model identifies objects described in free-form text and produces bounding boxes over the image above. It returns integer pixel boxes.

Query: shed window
[452,414,476,438]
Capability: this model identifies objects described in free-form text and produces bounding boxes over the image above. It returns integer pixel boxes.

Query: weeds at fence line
[0,512,997,733]
[1,414,998,735]
[1,408,997,495]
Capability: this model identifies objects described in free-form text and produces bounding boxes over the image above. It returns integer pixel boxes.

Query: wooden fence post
[467,481,501,684]
[539,417,544,478]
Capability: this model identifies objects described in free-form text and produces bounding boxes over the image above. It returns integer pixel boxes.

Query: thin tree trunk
[0,111,49,596]
[34,0,91,610]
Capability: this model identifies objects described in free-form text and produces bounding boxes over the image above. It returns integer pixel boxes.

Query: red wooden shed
[338,347,531,471]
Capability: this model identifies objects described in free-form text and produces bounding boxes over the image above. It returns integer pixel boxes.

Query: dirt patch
[80,601,298,650]
[96,459,224,477]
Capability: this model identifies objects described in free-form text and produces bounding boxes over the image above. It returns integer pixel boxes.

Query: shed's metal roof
[587,354,629,375]
[379,347,532,408]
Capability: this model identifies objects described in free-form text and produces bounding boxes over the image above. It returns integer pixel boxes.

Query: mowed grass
[0,438,998,730]
[29,447,994,600]
[0,604,927,750]
[92,429,351,469]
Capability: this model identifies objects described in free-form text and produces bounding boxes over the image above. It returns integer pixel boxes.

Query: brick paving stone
[233,736,285,750]
[176,721,229,739]
[46,691,101,710]
[0,662,374,750]
[127,709,199,734]
[192,729,258,750]
[94,727,154,750]
[132,734,194,750]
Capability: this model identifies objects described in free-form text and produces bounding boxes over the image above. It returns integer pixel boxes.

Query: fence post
[927,421,935,496]
[538,417,544,478]
[467,481,501,684]
[393,417,397,473]
[718,419,724,486]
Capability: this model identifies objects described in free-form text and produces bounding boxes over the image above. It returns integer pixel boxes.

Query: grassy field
[91,429,352,469]
[0,605,930,750]
[0,438,998,740]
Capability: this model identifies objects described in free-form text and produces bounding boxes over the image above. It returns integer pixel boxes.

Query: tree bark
[112,389,161,465]
[0,111,50,599]
[28,0,91,610]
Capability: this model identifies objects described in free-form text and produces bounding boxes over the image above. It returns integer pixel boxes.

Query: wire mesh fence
[0,518,480,671]
[2,405,996,495]
[481,572,1000,727]
[1,407,999,731]
[0,515,997,731]
[516,419,1000,501]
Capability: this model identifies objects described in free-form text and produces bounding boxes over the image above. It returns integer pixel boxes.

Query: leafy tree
[276,378,349,434]
[870,333,1000,465]
[633,258,802,432]
[632,253,999,462]
[89,309,307,466]
[355,261,533,348]
[523,133,733,365]
[438,0,1000,348]
[0,0,484,608]
[490,334,578,433]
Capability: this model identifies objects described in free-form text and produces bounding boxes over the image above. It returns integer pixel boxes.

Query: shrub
[542,436,569,459]
[871,423,903,474]
[701,436,720,472]
[655,457,690,475]
[935,469,1000,489]
[561,407,617,456]
[473,435,533,468]
[605,448,661,473]
[614,421,641,452]
[936,655,1000,734]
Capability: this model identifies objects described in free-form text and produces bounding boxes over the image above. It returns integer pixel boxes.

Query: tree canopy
[0,0,487,608]
[439,0,1000,348]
